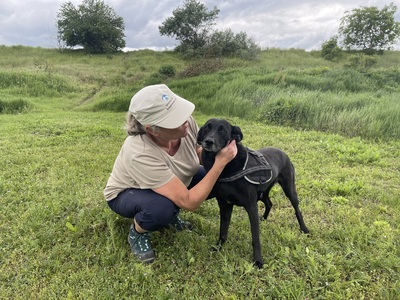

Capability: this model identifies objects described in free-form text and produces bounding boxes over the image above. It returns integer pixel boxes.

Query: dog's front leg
[245,203,264,268]
[216,198,233,248]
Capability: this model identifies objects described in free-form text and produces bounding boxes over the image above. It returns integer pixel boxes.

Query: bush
[174,29,260,60]
[158,65,176,77]
[205,29,260,59]
[345,54,379,72]
[321,37,342,61]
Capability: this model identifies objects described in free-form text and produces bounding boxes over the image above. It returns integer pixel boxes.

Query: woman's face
[153,120,189,141]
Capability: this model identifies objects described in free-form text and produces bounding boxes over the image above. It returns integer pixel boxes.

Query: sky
[1,0,399,51]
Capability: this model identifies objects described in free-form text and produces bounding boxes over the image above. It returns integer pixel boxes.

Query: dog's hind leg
[260,187,273,221]
[279,169,309,234]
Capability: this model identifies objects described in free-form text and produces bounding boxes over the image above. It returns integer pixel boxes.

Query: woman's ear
[145,125,158,137]
[231,126,243,142]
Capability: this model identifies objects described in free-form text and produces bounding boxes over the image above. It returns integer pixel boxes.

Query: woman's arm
[196,144,203,165]
[153,140,237,211]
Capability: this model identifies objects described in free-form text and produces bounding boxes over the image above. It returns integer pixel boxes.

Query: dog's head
[197,118,243,152]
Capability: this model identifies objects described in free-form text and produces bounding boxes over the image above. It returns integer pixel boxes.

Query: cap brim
[155,96,195,129]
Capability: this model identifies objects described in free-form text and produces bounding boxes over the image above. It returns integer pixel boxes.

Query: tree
[159,0,259,59]
[338,2,400,53]
[56,0,125,54]
[321,36,342,61]
[159,0,220,53]
[207,29,260,59]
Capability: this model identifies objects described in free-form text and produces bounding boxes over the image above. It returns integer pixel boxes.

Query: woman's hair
[124,112,159,136]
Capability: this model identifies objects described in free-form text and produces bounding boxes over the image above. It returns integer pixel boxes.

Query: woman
[104,84,237,263]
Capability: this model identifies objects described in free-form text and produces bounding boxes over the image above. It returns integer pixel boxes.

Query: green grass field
[0,46,399,299]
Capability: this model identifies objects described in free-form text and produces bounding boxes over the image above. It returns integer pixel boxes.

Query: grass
[1,46,399,140]
[0,46,399,299]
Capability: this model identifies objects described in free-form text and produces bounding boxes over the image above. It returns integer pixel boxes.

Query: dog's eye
[218,128,226,135]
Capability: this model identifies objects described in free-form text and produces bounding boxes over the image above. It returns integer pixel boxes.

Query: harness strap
[218,165,271,182]
[217,148,272,184]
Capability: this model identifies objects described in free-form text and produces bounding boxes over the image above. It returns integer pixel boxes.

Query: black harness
[217,148,273,191]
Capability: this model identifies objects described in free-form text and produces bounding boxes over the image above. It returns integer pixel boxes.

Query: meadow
[0,46,399,299]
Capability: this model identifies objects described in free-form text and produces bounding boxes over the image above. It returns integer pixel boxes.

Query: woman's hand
[154,140,237,212]
[215,140,237,166]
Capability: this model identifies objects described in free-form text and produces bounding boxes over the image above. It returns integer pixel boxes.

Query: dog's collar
[217,148,272,185]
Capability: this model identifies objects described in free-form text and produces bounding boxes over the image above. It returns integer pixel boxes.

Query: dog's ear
[197,126,204,144]
[231,126,243,142]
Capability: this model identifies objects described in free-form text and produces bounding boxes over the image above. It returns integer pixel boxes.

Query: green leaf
[66,221,78,232]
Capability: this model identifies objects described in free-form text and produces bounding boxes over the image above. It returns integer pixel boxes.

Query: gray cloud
[0,0,399,50]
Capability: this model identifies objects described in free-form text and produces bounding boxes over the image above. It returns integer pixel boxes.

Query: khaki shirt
[104,116,200,201]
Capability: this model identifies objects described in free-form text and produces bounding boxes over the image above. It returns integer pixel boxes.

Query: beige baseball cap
[129,84,195,129]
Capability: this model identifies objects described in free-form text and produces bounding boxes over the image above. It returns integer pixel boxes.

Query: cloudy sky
[1,0,399,51]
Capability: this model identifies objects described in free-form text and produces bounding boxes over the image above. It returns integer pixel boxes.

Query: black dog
[197,118,309,268]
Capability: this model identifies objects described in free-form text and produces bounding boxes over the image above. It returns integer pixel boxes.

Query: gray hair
[124,112,159,136]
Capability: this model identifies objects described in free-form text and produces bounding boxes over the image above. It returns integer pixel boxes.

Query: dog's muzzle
[202,138,215,151]
[202,138,220,152]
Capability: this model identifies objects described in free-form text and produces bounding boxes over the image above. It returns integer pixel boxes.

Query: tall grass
[172,65,400,140]
[0,99,31,113]
[0,71,77,97]
[1,46,398,140]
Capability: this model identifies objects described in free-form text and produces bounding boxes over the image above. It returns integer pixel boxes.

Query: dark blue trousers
[107,166,213,231]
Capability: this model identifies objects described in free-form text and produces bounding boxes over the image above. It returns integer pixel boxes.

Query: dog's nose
[203,138,214,148]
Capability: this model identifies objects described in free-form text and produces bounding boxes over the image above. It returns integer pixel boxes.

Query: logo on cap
[161,94,169,102]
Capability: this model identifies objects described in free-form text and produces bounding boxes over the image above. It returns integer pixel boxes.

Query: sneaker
[127,224,155,263]
[168,214,193,232]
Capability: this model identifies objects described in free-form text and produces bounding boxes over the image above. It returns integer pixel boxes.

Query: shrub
[158,65,176,77]
[205,29,260,60]
[345,54,379,72]
[321,37,342,61]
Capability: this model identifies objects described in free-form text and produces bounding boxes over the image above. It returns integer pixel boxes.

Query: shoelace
[129,230,151,250]
[135,233,151,252]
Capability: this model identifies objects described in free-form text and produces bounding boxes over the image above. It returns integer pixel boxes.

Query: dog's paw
[302,227,310,234]
[254,260,264,269]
